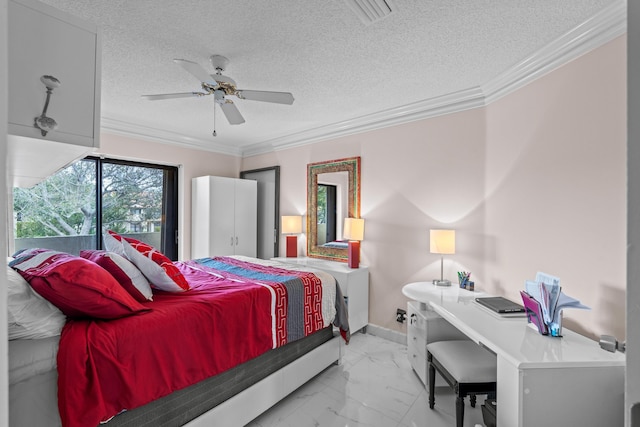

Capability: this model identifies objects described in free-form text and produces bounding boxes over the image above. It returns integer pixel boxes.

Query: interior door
[240,166,280,259]
[207,177,235,256]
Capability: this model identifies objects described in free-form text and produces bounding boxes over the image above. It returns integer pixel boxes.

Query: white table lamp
[430,229,455,286]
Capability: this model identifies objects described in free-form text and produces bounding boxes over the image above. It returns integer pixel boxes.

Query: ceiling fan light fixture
[209,55,229,73]
[344,0,393,25]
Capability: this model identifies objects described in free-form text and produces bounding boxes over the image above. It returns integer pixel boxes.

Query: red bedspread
[56,257,335,427]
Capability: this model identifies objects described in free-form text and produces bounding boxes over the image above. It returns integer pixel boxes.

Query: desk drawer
[408,330,427,384]
[408,332,426,357]
[409,347,427,384]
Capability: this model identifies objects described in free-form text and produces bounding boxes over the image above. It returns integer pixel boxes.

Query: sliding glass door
[12,157,179,259]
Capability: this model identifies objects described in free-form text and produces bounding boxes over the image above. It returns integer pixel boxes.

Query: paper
[535,271,560,287]
[521,272,590,336]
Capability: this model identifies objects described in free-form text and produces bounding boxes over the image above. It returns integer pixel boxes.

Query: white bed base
[8,334,342,427]
[185,334,342,427]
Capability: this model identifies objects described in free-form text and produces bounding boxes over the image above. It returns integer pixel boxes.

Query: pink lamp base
[286,235,298,257]
[347,240,360,268]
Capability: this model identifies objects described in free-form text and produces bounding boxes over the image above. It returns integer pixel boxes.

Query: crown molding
[100,117,243,157]
[241,87,486,157]
[101,1,627,158]
[482,0,627,104]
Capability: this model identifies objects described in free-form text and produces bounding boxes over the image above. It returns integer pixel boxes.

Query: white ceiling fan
[143,55,294,134]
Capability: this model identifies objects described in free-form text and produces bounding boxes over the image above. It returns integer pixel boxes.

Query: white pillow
[7,266,66,340]
[122,239,187,292]
[103,231,126,256]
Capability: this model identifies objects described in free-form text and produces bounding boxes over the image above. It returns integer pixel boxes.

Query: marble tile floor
[246,333,487,427]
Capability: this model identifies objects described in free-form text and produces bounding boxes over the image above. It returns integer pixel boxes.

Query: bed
[7,235,349,427]
[321,240,349,249]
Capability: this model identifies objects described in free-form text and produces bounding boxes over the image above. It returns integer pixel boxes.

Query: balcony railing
[14,232,162,256]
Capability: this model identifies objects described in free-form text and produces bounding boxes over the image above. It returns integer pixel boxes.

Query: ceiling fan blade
[219,101,245,125]
[142,92,207,101]
[173,59,217,86]
[236,90,294,105]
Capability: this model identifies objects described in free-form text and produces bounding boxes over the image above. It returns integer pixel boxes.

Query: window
[13,157,179,259]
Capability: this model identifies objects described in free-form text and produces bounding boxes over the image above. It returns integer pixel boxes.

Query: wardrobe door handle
[230,237,234,246]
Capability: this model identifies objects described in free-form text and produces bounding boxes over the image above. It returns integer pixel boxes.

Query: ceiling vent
[343,0,393,25]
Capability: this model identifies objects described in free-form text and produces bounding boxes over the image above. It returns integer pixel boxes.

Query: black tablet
[475,296,525,314]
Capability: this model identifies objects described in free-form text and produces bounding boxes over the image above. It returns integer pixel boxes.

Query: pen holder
[457,272,473,291]
[458,280,474,291]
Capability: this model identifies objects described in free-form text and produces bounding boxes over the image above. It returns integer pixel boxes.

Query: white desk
[403,282,625,427]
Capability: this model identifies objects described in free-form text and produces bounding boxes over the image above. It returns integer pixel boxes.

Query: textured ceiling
[39,0,618,155]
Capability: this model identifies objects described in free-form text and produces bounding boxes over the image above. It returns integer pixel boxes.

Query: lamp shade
[430,229,455,254]
[281,216,302,234]
[343,218,365,241]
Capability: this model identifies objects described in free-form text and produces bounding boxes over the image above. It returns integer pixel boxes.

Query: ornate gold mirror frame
[307,157,361,261]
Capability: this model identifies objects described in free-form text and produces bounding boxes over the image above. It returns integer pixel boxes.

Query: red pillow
[10,250,150,319]
[80,250,154,302]
[106,230,189,292]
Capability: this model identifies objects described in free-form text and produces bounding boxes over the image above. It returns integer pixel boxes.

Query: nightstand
[407,300,469,386]
[271,257,369,333]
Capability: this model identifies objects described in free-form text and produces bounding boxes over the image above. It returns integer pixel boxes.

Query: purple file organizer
[520,291,548,335]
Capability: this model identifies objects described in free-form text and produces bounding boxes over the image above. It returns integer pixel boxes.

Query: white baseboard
[365,324,407,346]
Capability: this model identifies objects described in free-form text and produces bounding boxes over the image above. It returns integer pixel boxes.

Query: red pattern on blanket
[205,256,325,346]
[56,258,330,427]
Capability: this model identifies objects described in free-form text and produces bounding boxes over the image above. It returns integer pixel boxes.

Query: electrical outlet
[396,308,406,323]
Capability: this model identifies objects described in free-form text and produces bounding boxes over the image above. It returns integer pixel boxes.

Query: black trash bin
[481,398,496,427]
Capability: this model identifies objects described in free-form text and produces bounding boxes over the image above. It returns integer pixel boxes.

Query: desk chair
[427,340,497,427]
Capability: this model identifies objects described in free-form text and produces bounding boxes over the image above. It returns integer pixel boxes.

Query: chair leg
[470,394,476,407]
[456,395,464,427]
[428,363,435,409]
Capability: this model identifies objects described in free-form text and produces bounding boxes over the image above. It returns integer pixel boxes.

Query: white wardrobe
[192,176,257,258]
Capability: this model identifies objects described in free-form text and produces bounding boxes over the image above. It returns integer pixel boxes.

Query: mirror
[307,157,360,261]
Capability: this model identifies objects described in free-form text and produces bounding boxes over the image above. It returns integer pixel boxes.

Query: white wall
[627,1,639,424]
[1,0,9,424]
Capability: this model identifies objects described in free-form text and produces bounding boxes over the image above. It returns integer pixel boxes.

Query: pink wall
[243,109,488,334]
[243,36,627,339]
[483,36,627,339]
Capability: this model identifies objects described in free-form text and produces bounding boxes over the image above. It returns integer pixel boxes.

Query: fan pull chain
[212,102,217,137]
